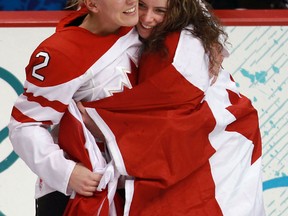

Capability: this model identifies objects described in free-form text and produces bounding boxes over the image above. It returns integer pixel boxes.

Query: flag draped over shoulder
[58,29,265,215]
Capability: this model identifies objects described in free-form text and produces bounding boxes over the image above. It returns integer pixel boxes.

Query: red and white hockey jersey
[8,8,141,199]
[59,28,266,215]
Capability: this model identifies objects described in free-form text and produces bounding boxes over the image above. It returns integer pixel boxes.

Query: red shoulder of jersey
[26,25,133,87]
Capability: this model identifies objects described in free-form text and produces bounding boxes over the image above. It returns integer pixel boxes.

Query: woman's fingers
[68,163,103,196]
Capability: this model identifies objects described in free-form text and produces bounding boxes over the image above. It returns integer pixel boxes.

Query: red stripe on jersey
[11,106,52,125]
[23,90,67,113]
[225,90,262,164]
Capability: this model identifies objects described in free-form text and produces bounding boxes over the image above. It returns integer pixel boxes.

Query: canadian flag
[58,30,265,215]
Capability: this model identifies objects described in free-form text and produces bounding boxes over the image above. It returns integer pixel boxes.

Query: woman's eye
[156,8,167,14]
[139,2,146,9]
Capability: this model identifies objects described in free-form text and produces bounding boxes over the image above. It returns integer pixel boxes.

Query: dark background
[206,0,288,9]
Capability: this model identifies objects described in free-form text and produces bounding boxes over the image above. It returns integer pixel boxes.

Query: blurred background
[207,0,288,9]
[0,0,287,10]
[0,0,287,216]
[0,0,74,10]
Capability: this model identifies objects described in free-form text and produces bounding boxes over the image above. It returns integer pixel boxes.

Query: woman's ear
[83,0,99,12]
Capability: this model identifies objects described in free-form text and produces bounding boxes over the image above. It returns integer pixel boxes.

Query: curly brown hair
[141,0,228,76]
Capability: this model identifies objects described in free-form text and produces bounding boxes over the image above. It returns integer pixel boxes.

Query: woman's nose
[140,10,154,22]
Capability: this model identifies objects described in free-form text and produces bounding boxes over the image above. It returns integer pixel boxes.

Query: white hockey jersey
[8,9,141,198]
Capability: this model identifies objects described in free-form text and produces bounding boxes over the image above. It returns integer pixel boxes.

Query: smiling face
[136,0,168,39]
[95,0,139,32]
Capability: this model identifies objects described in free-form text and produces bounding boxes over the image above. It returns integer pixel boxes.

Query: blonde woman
[8,0,140,215]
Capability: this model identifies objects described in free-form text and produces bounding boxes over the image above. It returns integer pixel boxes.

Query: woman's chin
[137,27,151,39]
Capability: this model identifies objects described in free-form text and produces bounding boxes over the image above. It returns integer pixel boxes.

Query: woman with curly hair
[137,0,228,77]
[72,0,266,215]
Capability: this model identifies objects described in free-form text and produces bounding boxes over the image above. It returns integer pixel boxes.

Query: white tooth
[125,7,135,13]
[142,23,152,29]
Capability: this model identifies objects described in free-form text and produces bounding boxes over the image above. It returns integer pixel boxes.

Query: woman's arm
[77,101,105,142]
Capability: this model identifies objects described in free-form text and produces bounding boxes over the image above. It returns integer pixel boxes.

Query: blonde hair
[65,0,83,10]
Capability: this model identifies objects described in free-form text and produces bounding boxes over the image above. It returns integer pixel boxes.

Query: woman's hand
[209,44,225,85]
[68,163,102,196]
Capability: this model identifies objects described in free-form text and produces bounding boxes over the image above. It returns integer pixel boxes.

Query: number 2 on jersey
[32,51,50,81]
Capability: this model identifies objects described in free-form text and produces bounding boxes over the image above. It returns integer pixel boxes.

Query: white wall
[0,27,54,216]
[223,26,288,216]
